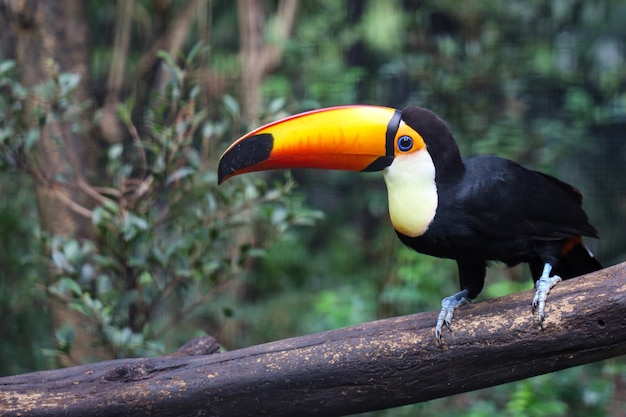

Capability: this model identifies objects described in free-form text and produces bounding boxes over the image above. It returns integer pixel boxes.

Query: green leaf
[166,166,195,185]
[102,200,120,214]
[0,127,13,145]
[108,143,123,161]
[55,322,76,352]
[0,60,15,74]
[156,50,184,84]
[91,206,107,226]
[51,248,72,273]
[186,42,205,66]
[58,72,81,95]
[121,213,148,242]
[23,129,40,150]
[268,97,286,114]
[62,239,80,261]
[117,96,136,125]
[223,95,240,117]
[60,277,83,296]
[189,84,200,100]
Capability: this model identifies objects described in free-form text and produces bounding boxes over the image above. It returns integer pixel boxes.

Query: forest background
[1,1,626,416]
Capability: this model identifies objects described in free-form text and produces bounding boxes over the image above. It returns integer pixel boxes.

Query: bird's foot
[531,274,562,322]
[435,289,470,345]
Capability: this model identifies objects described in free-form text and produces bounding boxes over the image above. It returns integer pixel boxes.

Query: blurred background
[1,1,625,416]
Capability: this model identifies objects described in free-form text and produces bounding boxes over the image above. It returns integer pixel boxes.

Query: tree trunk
[237,0,298,126]
[1,263,625,417]
[9,0,105,365]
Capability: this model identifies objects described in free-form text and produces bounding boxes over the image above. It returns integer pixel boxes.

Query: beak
[218,105,403,184]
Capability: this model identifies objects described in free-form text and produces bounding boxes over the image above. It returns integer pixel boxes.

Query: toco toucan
[218,105,601,343]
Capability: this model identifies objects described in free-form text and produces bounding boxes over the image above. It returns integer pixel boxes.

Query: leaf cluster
[0,48,319,359]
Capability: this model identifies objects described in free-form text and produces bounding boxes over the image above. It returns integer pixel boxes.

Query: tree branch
[1,263,625,417]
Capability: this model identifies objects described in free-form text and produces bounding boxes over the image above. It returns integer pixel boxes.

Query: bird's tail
[555,237,602,279]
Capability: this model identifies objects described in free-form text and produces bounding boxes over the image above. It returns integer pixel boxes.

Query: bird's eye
[397,136,413,152]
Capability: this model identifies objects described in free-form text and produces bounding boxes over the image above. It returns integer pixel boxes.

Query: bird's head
[218,105,433,183]
[218,105,462,237]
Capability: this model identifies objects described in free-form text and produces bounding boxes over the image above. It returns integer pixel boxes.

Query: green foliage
[506,379,567,417]
[380,247,458,314]
[0,61,32,167]
[0,173,51,375]
[66,63,313,357]
[310,285,377,332]
[0,61,54,375]
[0,49,319,360]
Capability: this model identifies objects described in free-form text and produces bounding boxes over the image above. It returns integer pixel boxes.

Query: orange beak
[218,105,403,184]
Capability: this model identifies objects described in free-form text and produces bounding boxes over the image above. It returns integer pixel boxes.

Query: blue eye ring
[397,135,413,152]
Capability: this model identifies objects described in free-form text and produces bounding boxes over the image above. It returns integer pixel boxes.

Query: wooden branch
[166,335,221,357]
[1,263,626,417]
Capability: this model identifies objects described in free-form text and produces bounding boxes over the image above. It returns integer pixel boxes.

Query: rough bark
[8,0,105,365]
[1,263,625,417]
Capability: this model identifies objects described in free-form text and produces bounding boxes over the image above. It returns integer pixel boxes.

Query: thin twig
[50,185,93,219]
[125,117,148,180]
[76,176,116,205]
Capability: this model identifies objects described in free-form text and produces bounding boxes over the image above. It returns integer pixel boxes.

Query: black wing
[457,156,598,241]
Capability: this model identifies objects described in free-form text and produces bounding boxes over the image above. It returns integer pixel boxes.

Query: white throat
[382,149,438,237]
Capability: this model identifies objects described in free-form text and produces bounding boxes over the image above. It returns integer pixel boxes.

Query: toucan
[218,105,601,343]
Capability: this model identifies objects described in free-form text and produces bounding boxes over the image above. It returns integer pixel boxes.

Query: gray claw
[435,290,470,344]
[532,274,562,321]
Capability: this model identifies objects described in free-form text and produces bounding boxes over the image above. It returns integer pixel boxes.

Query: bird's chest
[383,150,438,238]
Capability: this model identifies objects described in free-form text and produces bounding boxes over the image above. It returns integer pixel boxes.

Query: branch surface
[1,263,625,417]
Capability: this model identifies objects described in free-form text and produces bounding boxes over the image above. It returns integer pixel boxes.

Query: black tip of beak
[217,133,274,184]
